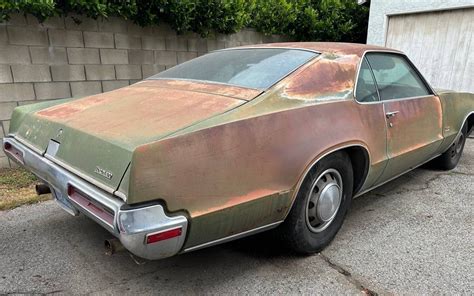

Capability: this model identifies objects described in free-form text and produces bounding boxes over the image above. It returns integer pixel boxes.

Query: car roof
[239,42,401,57]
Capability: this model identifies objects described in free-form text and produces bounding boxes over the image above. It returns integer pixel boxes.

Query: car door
[366,52,443,182]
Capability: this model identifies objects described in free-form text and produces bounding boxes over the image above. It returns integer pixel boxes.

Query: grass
[0,167,51,211]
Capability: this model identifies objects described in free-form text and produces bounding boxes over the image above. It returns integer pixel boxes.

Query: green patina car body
[4,43,474,258]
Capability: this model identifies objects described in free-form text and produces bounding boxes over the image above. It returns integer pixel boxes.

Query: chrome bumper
[3,137,188,260]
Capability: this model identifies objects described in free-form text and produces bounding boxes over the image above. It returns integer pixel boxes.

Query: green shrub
[0,0,369,42]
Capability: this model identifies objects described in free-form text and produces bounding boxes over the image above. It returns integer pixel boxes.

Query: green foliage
[0,0,369,42]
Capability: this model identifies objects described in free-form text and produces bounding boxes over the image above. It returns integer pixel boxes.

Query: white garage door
[386,8,474,93]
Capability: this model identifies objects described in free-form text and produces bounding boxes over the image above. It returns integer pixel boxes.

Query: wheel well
[343,146,370,194]
[467,114,474,136]
[300,145,370,196]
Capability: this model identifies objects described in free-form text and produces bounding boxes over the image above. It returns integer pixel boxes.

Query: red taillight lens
[4,142,12,150]
[67,184,114,226]
[146,228,182,244]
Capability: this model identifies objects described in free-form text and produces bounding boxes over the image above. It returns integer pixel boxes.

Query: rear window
[149,49,318,89]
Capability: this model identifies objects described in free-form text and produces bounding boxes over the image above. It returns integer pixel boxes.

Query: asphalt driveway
[1,139,473,295]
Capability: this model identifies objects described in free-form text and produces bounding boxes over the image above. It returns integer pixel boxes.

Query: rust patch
[284,54,359,100]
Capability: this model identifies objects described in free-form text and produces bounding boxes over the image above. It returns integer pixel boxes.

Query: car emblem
[94,166,113,180]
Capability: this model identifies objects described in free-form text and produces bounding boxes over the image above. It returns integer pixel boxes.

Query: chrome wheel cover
[305,169,343,233]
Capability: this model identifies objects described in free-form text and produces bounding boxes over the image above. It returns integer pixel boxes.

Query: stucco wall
[0,13,286,168]
[367,0,474,46]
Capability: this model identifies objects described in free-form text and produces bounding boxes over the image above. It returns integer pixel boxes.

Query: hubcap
[306,169,343,233]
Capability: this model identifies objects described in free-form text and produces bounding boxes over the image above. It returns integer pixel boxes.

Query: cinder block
[207,39,226,51]
[142,64,166,78]
[153,24,177,37]
[7,26,48,46]
[128,50,154,65]
[67,48,100,64]
[142,36,166,50]
[18,100,38,106]
[225,41,240,48]
[115,33,141,49]
[98,17,127,33]
[177,52,198,64]
[0,83,35,102]
[49,29,84,47]
[30,47,67,64]
[115,65,142,80]
[34,82,71,100]
[2,120,10,135]
[188,39,207,52]
[85,65,115,80]
[71,81,102,98]
[166,37,187,51]
[127,22,153,36]
[27,15,65,29]
[6,13,27,26]
[65,15,98,31]
[0,65,12,83]
[51,65,85,81]
[11,65,51,82]
[84,31,114,48]
[0,102,17,120]
[154,51,177,66]
[102,80,129,92]
[100,49,128,64]
[0,27,7,45]
[0,46,31,64]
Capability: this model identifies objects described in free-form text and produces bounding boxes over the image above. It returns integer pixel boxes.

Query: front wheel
[278,151,353,254]
[430,123,468,170]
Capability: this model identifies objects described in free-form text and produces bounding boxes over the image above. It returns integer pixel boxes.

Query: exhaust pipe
[35,184,51,195]
[105,238,125,256]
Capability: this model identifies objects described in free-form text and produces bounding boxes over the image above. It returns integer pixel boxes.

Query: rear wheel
[278,151,353,254]
[430,123,468,170]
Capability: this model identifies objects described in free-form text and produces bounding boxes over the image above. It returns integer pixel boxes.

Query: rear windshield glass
[149,49,317,89]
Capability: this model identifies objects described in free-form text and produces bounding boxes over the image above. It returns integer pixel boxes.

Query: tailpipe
[35,184,51,195]
[105,238,125,256]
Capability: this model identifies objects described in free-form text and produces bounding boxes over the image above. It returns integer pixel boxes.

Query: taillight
[4,141,24,164]
[146,228,182,244]
[67,184,115,226]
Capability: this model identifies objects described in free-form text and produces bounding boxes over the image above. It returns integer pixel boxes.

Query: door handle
[385,111,399,118]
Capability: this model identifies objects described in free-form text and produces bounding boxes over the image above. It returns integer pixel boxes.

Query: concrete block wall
[0,13,286,168]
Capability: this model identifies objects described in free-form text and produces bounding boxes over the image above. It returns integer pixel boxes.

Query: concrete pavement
[0,139,473,295]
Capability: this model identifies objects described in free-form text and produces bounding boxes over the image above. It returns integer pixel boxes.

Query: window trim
[354,56,381,103]
[353,50,437,105]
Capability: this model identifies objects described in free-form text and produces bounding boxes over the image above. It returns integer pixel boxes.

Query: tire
[430,123,468,170]
[278,151,353,254]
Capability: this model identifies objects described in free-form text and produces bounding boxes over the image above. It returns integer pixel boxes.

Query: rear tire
[278,151,353,254]
[430,123,468,170]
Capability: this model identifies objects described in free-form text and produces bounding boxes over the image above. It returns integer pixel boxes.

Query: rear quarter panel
[437,91,474,152]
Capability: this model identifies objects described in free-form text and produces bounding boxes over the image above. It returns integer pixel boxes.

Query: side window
[355,57,379,103]
[366,53,431,100]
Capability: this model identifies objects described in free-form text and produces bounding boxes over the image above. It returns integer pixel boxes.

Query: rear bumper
[3,137,188,260]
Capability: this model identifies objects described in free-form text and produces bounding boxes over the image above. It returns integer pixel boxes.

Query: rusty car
[3,43,473,260]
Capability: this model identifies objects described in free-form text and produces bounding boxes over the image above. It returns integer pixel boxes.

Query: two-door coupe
[3,43,473,259]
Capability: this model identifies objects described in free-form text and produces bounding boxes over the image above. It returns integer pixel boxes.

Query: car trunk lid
[13,80,261,191]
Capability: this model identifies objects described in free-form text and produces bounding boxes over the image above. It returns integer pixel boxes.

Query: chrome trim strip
[354,152,442,198]
[184,220,283,253]
[284,143,371,220]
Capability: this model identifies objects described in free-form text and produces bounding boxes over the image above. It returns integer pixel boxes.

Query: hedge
[0,0,369,43]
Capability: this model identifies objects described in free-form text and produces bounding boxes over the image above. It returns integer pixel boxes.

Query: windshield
[149,49,318,89]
